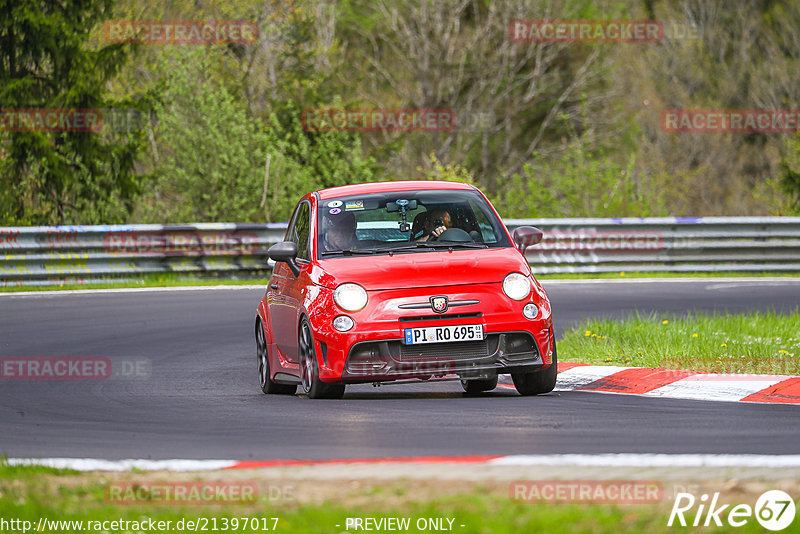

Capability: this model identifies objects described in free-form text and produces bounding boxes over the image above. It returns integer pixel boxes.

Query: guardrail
[506,217,800,275]
[1,217,799,286]
[0,223,286,287]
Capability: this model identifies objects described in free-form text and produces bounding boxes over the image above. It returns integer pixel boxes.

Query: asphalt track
[1,278,799,460]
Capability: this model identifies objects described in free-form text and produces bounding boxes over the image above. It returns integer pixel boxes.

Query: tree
[334,0,619,193]
[136,48,377,223]
[0,0,147,225]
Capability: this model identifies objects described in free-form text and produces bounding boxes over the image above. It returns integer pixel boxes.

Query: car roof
[316,180,476,200]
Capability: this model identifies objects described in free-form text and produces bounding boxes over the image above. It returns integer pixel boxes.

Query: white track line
[489,454,800,468]
[540,277,800,285]
[9,454,800,471]
[6,458,237,471]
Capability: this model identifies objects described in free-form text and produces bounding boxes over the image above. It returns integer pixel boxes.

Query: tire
[461,376,498,395]
[256,318,296,395]
[511,341,558,396]
[298,318,345,399]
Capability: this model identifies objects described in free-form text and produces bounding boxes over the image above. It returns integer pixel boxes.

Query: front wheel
[511,342,558,396]
[299,318,345,399]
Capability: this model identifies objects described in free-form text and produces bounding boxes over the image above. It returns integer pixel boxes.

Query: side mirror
[268,241,301,277]
[512,226,543,255]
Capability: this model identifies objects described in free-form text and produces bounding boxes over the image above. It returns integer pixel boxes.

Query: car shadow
[335,389,519,400]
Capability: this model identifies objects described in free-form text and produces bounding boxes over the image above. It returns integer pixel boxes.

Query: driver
[416,209,451,242]
[323,212,357,251]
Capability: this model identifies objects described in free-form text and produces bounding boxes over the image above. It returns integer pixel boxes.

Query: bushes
[495,142,668,218]
[135,50,377,223]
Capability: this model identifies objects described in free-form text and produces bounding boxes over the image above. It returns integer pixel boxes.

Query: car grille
[399,312,482,322]
[399,340,489,360]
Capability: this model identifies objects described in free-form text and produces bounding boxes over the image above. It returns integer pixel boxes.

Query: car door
[268,200,312,364]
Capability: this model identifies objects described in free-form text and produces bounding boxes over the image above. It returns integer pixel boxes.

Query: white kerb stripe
[555,366,631,391]
[645,377,786,402]
[6,458,238,471]
[489,454,800,468]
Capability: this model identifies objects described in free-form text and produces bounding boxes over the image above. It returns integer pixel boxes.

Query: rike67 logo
[668,490,796,531]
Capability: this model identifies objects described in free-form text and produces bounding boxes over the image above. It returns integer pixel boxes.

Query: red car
[255,181,555,399]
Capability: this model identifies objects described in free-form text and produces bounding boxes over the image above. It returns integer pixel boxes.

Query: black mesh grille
[399,340,489,360]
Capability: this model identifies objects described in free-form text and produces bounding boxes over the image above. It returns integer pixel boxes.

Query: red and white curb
[8,454,800,472]
[499,363,800,404]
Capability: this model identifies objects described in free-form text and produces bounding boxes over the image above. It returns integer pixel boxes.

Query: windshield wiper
[386,242,488,252]
[320,248,381,256]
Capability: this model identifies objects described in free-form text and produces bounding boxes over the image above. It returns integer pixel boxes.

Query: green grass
[559,311,800,375]
[0,465,773,534]
[0,460,80,478]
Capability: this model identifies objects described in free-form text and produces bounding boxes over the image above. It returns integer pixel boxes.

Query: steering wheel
[433,227,472,242]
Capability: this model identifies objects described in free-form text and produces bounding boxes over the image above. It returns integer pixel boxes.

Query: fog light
[332,315,354,332]
[522,303,538,319]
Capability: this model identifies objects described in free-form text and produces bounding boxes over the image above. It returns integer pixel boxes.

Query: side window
[291,202,311,261]
[470,200,499,243]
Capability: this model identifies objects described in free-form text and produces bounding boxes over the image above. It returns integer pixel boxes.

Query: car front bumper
[309,282,554,383]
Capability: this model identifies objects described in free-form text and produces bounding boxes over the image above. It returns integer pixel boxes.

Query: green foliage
[0,0,149,225]
[259,100,378,222]
[137,50,377,223]
[496,141,665,218]
[419,153,477,186]
[136,48,269,222]
[778,133,800,214]
[3,0,800,224]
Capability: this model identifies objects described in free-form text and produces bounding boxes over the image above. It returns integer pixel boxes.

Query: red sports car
[255,181,555,398]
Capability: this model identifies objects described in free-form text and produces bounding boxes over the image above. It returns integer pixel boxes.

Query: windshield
[316,189,512,257]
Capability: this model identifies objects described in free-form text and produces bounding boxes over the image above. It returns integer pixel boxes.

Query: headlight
[503,272,531,301]
[334,283,368,312]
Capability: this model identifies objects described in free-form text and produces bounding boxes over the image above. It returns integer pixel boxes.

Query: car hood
[312,247,531,290]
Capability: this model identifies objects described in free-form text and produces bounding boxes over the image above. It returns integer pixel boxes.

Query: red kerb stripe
[577,367,697,394]
[227,455,504,469]
[557,362,590,373]
[741,377,800,404]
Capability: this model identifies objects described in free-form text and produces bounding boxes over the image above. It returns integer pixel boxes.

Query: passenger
[323,212,357,251]
[411,212,428,240]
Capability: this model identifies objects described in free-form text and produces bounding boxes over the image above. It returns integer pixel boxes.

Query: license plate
[403,324,484,345]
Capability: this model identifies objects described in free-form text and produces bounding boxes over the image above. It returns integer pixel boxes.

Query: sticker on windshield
[329,208,341,214]
[327,200,342,208]
[345,200,364,211]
